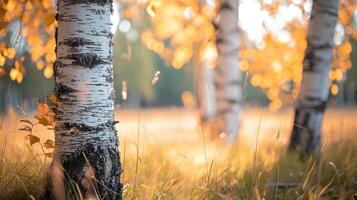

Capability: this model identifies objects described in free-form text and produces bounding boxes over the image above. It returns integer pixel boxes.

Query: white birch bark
[195,60,216,124]
[289,0,339,156]
[45,0,121,199]
[215,0,242,143]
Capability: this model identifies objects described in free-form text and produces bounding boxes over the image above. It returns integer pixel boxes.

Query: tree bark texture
[215,0,242,143]
[289,0,340,156]
[44,0,122,199]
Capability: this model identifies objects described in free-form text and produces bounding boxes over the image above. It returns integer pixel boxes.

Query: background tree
[195,0,216,130]
[45,0,122,199]
[214,0,242,143]
[238,0,356,111]
[289,0,340,156]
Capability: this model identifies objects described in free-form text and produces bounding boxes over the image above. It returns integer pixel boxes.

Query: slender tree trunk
[44,0,122,199]
[289,0,339,156]
[215,0,242,143]
[195,0,216,126]
[195,60,216,124]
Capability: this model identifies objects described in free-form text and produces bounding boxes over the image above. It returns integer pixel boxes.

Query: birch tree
[289,0,340,156]
[45,0,122,199]
[215,0,242,143]
[195,0,216,127]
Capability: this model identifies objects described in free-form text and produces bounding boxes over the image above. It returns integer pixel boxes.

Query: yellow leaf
[9,68,19,81]
[45,12,55,27]
[146,3,156,17]
[38,102,50,114]
[47,95,57,104]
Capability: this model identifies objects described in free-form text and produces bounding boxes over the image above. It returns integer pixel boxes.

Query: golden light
[122,81,128,101]
[0,55,5,66]
[181,91,196,109]
[268,99,282,111]
[172,46,192,69]
[201,42,217,65]
[331,84,339,96]
[6,48,16,59]
[36,60,45,70]
[43,65,53,79]
[272,60,282,72]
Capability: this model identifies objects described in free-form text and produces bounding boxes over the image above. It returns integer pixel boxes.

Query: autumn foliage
[0,0,356,110]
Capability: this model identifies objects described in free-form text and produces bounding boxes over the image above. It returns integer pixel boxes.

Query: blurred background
[0,0,356,113]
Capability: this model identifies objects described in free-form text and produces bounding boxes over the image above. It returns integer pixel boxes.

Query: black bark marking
[220,2,233,11]
[217,108,235,116]
[56,83,77,97]
[304,97,327,112]
[64,0,112,6]
[60,37,94,47]
[215,79,242,88]
[53,61,62,78]
[91,9,106,15]
[63,121,117,133]
[213,22,220,32]
[105,75,113,83]
[67,52,105,69]
[56,13,63,21]
[303,42,333,71]
[216,37,225,44]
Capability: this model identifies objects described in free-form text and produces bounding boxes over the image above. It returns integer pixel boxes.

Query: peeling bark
[289,0,339,157]
[215,0,242,143]
[44,0,122,199]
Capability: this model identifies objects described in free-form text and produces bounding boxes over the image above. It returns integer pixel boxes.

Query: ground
[0,108,356,199]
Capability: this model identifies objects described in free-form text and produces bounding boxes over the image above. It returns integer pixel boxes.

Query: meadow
[0,107,356,199]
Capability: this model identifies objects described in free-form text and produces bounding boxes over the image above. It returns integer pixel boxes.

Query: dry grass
[0,107,356,199]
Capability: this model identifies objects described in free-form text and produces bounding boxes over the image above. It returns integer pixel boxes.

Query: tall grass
[0,108,356,199]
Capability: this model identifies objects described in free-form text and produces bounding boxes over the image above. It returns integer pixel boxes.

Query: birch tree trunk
[44,0,122,199]
[215,0,242,143]
[289,0,339,156]
[195,60,216,125]
[195,0,216,126]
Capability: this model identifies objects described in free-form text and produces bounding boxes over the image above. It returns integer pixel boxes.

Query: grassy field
[0,107,356,199]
